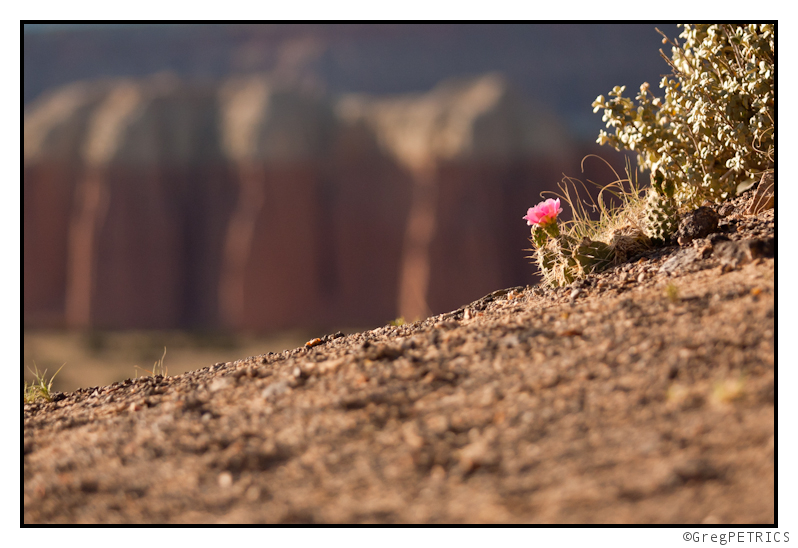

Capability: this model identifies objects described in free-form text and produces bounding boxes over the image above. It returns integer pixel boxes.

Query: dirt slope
[23,193,774,524]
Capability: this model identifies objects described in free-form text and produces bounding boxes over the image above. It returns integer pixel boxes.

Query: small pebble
[218,472,233,489]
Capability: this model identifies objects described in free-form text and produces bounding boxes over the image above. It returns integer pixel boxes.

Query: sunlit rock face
[24,72,575,332]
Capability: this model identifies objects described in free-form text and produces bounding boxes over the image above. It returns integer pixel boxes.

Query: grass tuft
[134,347,168,378]
[665,282,680,303]
[24,362,66,404]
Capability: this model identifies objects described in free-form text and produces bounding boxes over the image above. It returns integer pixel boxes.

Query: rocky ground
[23,182,775,524]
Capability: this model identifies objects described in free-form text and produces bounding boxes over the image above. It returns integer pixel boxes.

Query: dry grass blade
[23,362,66,404]
[134,347,168,378]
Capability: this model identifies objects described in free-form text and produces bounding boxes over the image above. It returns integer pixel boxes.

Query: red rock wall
[23,76,416,332]
[23,163,77,326]
[24,74,604,333]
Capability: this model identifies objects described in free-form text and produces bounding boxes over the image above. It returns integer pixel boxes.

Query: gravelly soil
[23,187,775,524]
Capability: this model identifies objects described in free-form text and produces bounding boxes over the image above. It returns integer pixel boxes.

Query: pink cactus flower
[523,198,562,227]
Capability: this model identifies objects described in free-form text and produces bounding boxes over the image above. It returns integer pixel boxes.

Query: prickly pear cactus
[525,196,623,287]
[535,242,561,284]
[573,237,614,274]
[534,233,615,286]
[643,172,679,243]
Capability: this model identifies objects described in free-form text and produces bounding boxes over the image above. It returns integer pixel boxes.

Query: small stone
[718,203,735,217]
[692,239,713,259]
[402,423,425,449]
[671,458,721,483]
[637,271,647,283]
[79,478,99,493]
[429,465,447,483]
[458,440,498,472]
[218,471,233,489]
[425,415,450,434]
[245,485,261,501]
[677,206,720,246]
[478,385,499,406]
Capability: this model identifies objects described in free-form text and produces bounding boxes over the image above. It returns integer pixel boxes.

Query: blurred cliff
[23,24,665,332]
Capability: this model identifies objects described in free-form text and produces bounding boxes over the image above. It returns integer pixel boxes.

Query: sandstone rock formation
[24,72,577,332]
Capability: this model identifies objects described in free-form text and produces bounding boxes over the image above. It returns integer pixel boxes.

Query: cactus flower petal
[523,198,563,227]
